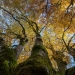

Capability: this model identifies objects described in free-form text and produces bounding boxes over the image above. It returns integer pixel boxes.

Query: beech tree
[0,0,75,75]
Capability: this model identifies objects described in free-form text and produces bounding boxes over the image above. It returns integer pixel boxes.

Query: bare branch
[66,0,74,12]
[62,13,75,49]
[0,7,27,38]
[17,14,39,35]
[71,43,75,47]
[64,14,74,33]
[39,25,46,33]
[68,34,75,47]
[29,21,39,33]
[39,19,49,33]
[13,8,40,35]
[62,26,69,51]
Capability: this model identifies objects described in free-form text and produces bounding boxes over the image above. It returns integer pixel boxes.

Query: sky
[64,52,75,69]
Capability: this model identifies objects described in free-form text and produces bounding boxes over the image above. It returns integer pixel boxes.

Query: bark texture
[54,58,67,75]
[13,35,55,75]
[65,66,75,75]
[15,45,24,59]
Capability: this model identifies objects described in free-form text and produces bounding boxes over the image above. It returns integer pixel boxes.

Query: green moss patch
[14,44,56,75]
[0,45,17,75]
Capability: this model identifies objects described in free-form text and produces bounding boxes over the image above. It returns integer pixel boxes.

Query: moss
[0,45,17,75]
[14,44,56,75]
[31,44,48,55]
[0,60,10,75]
[65,66,75,75]
[1,46,16,61]
[20,38,28,46]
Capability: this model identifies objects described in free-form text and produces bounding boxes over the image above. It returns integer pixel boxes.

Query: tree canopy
[0,0,75,73]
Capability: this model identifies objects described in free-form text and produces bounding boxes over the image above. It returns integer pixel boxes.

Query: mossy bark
[53,58,67,75]
[14,44,56,75]
[65,66,75,75]
[0,45,17,75]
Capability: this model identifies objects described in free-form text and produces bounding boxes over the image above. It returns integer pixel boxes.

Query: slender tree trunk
[54,58,67,75]
[15,45,24,59]
[13,34,56,75]
[15,37,28,60]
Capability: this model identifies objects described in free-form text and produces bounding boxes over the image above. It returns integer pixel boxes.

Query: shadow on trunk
[13,34,56,75]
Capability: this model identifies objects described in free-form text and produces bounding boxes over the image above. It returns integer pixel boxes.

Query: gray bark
[15,45,24,59]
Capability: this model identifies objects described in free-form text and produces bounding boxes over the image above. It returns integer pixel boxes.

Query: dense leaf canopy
[0,0,75,70]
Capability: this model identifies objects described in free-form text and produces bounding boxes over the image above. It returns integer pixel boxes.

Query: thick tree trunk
[65,66,75,75]
[13,34,56,75]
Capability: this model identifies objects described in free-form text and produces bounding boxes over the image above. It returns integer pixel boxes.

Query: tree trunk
[65,66,75,75]
[54,58,67,75]
[15,37,28,60]
[15,45,24,59]
[13,34,56,75]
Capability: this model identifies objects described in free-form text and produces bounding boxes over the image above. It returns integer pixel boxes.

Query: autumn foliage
[0,0,75,75]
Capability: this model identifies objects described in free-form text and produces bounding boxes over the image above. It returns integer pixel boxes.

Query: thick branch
[72,43,75,47]
[62,13,75,50]
[66,0,74,12]
[18,15,39,34]
[0,7,29,59]
[62,28,68,50]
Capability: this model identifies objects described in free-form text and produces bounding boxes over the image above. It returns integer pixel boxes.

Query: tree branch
[68,34,75,47]
[62,13,75,50]
[66,0,74,12]
[17,14,39,35]
[0,7,27,38]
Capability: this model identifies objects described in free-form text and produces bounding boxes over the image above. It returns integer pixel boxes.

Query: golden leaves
[1,0,75,64]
